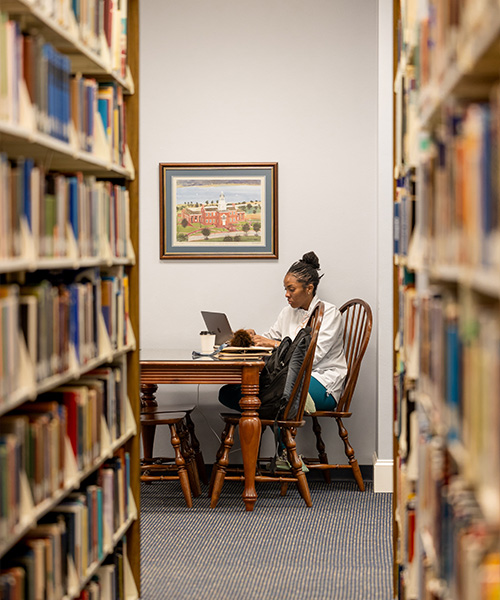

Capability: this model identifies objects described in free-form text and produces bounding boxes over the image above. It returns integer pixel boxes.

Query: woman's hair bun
[301,251,320,270]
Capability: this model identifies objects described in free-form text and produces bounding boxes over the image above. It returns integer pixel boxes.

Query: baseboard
[372,452,393,493]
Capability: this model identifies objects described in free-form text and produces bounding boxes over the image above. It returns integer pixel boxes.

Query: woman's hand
[252,334,279,348]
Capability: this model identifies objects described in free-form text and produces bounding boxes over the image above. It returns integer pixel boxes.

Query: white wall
[139,0,392,476]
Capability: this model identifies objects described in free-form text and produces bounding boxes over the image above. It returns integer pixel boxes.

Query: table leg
[239,364,261,512]
[140,384,158,460]
[140,383,158,409]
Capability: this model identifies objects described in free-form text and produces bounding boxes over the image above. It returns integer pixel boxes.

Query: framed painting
[159,162,278,259]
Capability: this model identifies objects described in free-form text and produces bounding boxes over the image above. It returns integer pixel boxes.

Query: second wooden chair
[303,298,372,490]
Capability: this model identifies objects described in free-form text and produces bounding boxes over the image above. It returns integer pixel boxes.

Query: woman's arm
[247,308,287,347]
[251,334,279,348]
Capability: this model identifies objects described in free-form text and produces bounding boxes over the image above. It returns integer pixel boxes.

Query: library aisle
[394,0,500,598]
[0,0,141,597]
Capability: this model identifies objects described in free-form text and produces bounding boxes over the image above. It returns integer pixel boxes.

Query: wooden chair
[210,302,325,508]
[140,405,202,507]
[140,384,208,484]
[303,298,372,491]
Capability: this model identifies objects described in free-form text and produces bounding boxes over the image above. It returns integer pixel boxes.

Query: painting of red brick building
[180,192,247,227]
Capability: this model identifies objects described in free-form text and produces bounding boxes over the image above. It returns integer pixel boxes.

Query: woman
[219,251,347,412]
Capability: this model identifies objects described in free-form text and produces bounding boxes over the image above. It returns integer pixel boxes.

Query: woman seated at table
[219,251,347,412]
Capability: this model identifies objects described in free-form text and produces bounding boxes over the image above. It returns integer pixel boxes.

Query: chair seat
[141,411,186,424]
[306,411,352,418]
[143,403,197,413]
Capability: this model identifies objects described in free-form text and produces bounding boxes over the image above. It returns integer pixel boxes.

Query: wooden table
[140,349,264,511]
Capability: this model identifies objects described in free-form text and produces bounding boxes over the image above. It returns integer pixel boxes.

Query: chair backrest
[282,302,324,421]
[336,298,373,414]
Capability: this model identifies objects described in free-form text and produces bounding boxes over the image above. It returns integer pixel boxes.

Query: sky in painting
[174,177,263,205]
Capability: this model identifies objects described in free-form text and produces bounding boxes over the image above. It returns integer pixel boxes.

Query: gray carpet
[140,479,393,600]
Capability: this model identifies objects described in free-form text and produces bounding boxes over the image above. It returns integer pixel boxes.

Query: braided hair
[287,251,323,295]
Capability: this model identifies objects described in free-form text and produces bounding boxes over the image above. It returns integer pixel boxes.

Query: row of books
[0,18,72,141]
[419,288,500,517]
[0,268,130,403]
[70,76,128,164]
[0,154,131,262]
[416,0,498,93]
[11,0,128,78]
[0,448,130,599]
[0,400,66,531]
[394,60,418,174]
[394,170,416,259]
[418,92,500,269]
[0,540,129,600]
[96,82,127,167]
[0,362,128,542]
[77,542,130,600]
[14,275,99,387]
[70,74,99,153]
[0,18,129,160]
[72,0,128,76]
[417,437,500,599]
[0,155,132,262]
[101,268,129,350]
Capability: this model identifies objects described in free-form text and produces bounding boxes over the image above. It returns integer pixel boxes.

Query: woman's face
[283,273,314,310]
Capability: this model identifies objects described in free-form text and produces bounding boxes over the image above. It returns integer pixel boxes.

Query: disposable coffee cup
[200,331,216,353]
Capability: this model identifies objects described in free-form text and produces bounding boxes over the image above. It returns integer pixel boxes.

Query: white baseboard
[372,452,393,493]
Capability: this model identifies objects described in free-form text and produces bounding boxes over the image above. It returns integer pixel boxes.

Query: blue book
[446,311,460,442]
[393,199,400,256]
[97,97,109,137]
[62,54,71,143]
[68,176,79,242]
[43,44,54,137]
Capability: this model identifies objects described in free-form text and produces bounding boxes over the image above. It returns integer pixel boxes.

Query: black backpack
[258,326,312,420]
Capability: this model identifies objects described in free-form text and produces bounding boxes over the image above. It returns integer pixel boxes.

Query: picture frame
[159,162,278,259]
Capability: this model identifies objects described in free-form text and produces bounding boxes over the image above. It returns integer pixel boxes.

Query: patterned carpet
[140,478,393,600]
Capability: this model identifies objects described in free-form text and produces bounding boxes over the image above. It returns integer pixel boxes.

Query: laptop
[201,311,233,346]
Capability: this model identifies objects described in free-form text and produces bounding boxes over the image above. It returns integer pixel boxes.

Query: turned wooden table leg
[239,364,261,512]
[140,383,158,409]
[140,384,158,462]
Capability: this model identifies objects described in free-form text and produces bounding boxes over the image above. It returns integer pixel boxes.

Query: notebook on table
[217,346,273,359]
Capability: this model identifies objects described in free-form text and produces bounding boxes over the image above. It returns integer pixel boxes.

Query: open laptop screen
[201,311,233,346]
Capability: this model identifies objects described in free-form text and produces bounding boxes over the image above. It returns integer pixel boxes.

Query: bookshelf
[394,0,500,598]
[0,0,140,597]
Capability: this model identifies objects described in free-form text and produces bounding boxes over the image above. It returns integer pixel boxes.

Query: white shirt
[261,295,347,401]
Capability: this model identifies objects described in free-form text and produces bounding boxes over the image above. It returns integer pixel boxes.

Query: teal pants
[218,376,337,411]
[308,376,338,410]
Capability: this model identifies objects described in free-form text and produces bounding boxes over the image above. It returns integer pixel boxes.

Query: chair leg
[282,429,312,507]
[336,417,365,492]
[141,423,156,461]
[169,424,193,507]
[311,416,331,483]
[185,412,208,484]
[209,422,230,495]
[177,421,202,497]
[210,424,236,508]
